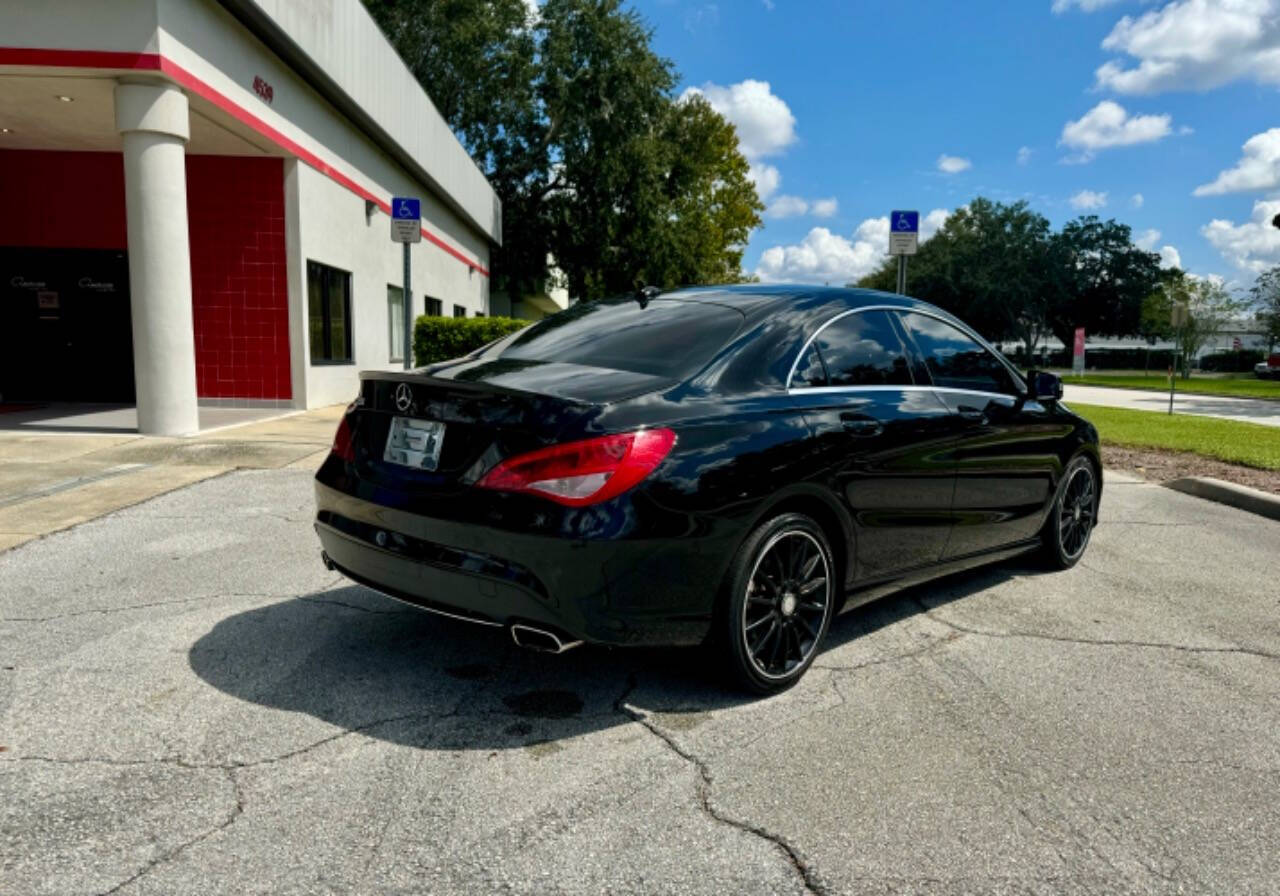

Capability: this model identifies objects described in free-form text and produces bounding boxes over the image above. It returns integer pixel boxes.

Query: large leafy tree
[1251,265,1280,352]
[1046,216,1162,353]
[858,199,1163,361]
[859,199,1057,358]
[364,0,761,302]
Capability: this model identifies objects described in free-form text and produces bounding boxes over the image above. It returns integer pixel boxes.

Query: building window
[387,285,405,363]
[454,304,467,318]
[474,312,485,318]
[425,296,443,317]
[308,261,352,364]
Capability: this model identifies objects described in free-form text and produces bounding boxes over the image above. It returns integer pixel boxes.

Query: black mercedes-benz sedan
[314,286,1100,693]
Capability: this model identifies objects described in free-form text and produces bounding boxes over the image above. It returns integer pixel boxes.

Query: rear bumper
[313,479,730,646]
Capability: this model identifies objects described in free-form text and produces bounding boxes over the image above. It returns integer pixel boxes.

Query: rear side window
[494,299,744,378]
[900,312,1019,395]
[791,310,914,388]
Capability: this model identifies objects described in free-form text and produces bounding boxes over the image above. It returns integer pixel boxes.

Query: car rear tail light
[476,428,676,507]
[331,409,356,461]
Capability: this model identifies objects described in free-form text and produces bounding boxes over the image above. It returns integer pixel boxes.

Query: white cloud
[1159,245,1183,269]
[1070,190,1109,210]
[1131,192,1145,208]
[1135,228,1162,250]
[766,195,809,218]
[680,79,796,161]
[1052,0,1123,11]
[1017,146,1033,166]
[747,162,781,201]
[921,208,951,239]
[1193,127,1280,196]
[754,209,951,284]
[766,195,840,219]
[811,197,839,218]
[1202,197,1280,273]
[1095,0,1280,94]
[683,4,719,32]
[1059,101,1174,161]
[937,154,972,174]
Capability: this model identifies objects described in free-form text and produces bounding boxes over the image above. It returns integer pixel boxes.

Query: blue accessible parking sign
[891,210,918,233]
[390,197,422,243]
[392,197,420,220]
[889,209,919,256]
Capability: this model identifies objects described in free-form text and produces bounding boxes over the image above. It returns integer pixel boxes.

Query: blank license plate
[383,416,445,471]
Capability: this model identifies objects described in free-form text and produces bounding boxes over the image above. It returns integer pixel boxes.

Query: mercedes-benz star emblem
[394,383,413,413]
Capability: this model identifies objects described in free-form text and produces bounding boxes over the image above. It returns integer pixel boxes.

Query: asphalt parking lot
[2,468,1278,895]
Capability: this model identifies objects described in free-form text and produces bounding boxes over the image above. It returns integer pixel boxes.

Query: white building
[0,0,500,434]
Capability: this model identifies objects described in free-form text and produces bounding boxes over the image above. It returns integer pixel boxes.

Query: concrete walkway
[0,403,290,435]
[1064,383,1280,428]
[0,404,343,553]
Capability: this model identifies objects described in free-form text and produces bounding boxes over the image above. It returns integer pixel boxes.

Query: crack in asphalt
[0,591,287,623]
[10,710,444,773]
[97,766,244,896]
[613,673,828,896]
[295,595,412,615]
[811,627,963,673]
[917,604,1280,663]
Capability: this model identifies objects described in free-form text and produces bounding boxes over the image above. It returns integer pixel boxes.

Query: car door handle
[957,405,987,424]
[840,413,883,436]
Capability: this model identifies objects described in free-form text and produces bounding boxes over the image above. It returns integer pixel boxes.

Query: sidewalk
[0,405,343,553]
[1063,383,1280,428]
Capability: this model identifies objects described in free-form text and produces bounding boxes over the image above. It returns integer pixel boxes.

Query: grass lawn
[1055,371,1280,401]
[1068,402,1280,471]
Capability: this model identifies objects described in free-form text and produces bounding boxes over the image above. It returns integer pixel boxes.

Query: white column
[115,81,198,436]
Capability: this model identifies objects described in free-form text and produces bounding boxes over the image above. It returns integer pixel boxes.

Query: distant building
[998,317,1270,365]
[0,0,499,434]
[490,259,572,320]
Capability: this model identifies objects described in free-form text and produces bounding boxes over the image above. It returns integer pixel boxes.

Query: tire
[1040,455,1099,570]
[715,512,836,695]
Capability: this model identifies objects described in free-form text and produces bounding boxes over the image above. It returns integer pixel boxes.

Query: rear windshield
[487,298,744,378]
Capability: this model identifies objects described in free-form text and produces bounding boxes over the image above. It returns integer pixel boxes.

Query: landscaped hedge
[1198,349,1265,372]
[412,315,530,366]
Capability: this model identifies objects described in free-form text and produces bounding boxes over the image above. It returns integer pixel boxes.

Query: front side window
[308,261,352,364]
[793,310,914,388]
[387,285,405,363]
[901,312,1018,395]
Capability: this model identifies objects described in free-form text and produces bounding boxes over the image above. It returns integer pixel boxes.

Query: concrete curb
[1163,477,1280,522]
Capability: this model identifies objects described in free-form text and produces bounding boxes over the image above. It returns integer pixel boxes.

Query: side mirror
[1026,370,1063,403]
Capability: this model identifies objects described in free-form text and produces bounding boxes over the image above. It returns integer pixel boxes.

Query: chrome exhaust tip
[510,623,582,654]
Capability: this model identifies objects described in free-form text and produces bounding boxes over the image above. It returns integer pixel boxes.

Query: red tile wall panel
[186,156,291,400]
[0,150,127,249]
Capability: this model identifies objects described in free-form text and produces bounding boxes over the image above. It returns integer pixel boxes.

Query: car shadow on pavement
[188,559,1042,753]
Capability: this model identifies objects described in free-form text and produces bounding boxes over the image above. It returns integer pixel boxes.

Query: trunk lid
[350,359,674,496]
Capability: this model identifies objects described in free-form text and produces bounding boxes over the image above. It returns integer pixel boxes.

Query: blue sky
[629,0,1280,291]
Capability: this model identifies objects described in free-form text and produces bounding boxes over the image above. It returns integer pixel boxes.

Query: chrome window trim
[785,384,1018,403]
[785,304,1027,394]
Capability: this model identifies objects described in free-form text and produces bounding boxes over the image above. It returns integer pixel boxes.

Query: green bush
[413,315,529,366]
[1198,349,1265,372]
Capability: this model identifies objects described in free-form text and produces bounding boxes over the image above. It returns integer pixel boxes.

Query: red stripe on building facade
[0,46,491,277]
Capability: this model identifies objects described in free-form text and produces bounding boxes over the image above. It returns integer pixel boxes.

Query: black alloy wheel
[1042,456,1098,569]
[719,513,835,694]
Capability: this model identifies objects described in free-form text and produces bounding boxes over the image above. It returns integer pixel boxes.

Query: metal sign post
[1169,301,1188,414]
[390,197,422,369]
[888,210,918,295]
